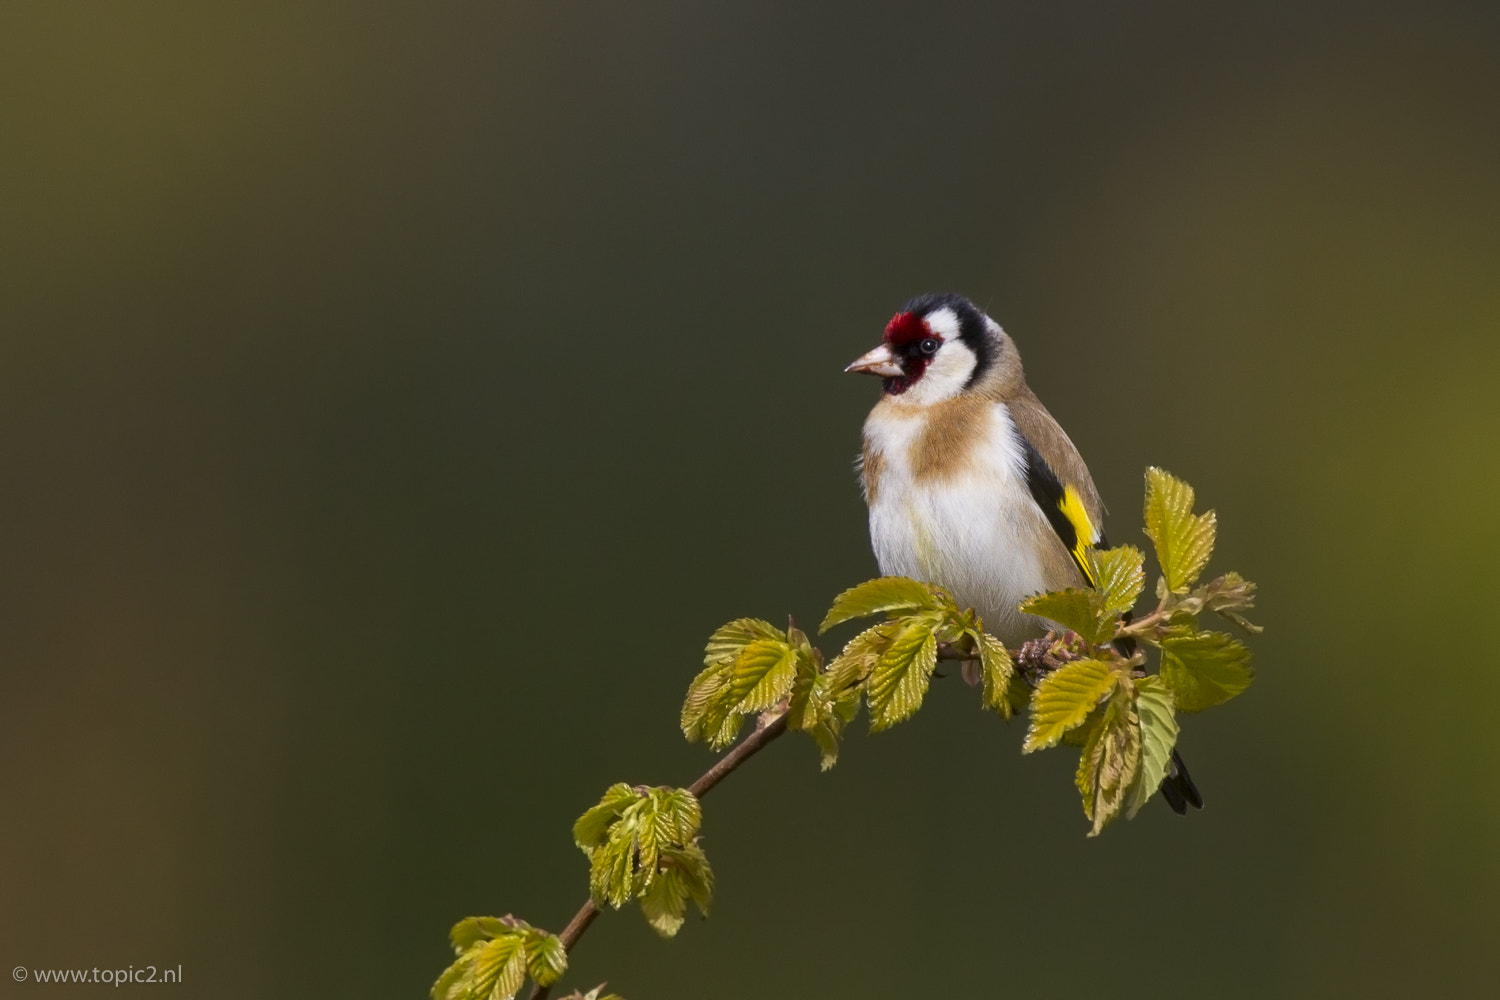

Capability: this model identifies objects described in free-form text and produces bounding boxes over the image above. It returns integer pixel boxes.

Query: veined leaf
[729,639,798,713]
[525,933,568,988]
[1126,677,1179,819]
[431,950,473,1000]
[449,915,509,953]
[573,784,642,851]
[1077,691,1142,837]
[704,618,786,666]
[824,622,896,693]
[1160,631,1253,711]
[1091,546,1145,619]
[1024,659,1117,753]
[820,577,940,632]
[665,842,715,915]
[1020,589,1113,646]
[1198,571,1263,633]
[680,662,732,742]
[1144,467,1217,593]
[654,788,702,844]
[973,631,1016,718]
[638,864,690,938]
[471,934,529,1000]
[707,710,744,751]
[865,622,938,732]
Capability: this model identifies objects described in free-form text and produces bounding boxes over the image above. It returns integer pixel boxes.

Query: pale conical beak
[845,344,903,378]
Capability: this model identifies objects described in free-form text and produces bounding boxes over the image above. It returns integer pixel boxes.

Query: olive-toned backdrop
[3,3,1498,998]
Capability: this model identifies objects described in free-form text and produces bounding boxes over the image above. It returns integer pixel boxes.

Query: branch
[528,710,791,1000]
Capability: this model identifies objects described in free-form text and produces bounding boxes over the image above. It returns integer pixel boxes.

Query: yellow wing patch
[1058,485,1100,585]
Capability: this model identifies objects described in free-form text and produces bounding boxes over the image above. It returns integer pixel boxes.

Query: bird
[846,292,1202,814]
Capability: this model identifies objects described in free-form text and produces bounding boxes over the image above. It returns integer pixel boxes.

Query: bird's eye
[918,338,941,356]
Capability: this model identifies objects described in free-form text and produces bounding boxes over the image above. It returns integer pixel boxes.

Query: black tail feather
[1161,748,1203,814]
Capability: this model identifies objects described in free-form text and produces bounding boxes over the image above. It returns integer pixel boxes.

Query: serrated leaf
[471,934,529,1000]
[1126,677,1179,819]
[590,832,635,909]
[638,864,690,938]
[820,576,940,632]
[810,719,841,771]
[573,784,642,851]
[449,916,507,953]
[704,618,786,666]
[1091,546,1145,619]
[973,631,1016,718]
[655,788,702,844]
[1020,588,1112,646]
[431,951,472,1000]
[666,842,715,914]
[729,639,799,713]
[707,710,744,751]
[1144,467,1217,593]
[680,661,732,742]
[1060,701,1104,748]
[823,621,896,692]
[1077,691,1141,837]
[865,622,938,732]
[1160,631,1253,711]
[1198,571,1263,633]
[1024,659,1117,752]
[525,934,568,987]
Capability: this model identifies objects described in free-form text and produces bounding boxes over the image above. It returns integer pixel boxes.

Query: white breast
[863,401,1057,645]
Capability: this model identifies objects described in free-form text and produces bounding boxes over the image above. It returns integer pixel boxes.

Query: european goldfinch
[847,292,1202,814]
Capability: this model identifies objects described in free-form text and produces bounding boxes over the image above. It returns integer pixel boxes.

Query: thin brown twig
[527,710,791,1000]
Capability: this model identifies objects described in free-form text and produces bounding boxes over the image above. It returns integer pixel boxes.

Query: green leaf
[638,864,690,938]
[680,661,732,742]
[1091,546,1146,619]
[1076,690,1142,837]
[431,951,472,1000]
[704,618,786,666]
[449,915,507,953]
[573,784,642,851]
[729,639,799,713]
[1160,631,1253,711]
[666,842,715,915]
[1019,588,1095,638]
[1127,677,1179,819]
[820,577,940,632]
[471,934,529,1000]
[526,934,568,988]
[865,622,938,732]
[1024,659,1117,753]
[588,831,632,909]
[823,622,896,693]
[1144,467,1217,593]
[707,710,744,751]
[973,631,1016,718]
[654,788,702,844]
[1020,589,1113,646]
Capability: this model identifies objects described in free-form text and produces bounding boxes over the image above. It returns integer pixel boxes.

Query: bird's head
[846,293,1011,403]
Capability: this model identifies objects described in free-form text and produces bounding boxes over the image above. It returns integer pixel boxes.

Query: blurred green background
[2,2,1498,997]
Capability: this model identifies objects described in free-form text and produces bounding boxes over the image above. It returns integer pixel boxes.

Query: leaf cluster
[573,784,713,939]
[682,579,1020,773]
[432,916,568,1000]
[1015,467,1258,833]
